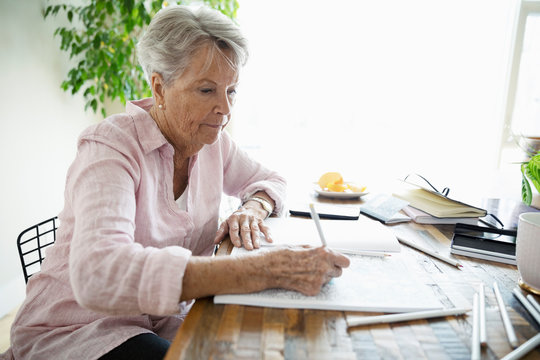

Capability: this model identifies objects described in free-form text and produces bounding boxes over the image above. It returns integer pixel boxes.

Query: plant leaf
[43,6,53,19]
[522,163,533,206]
[527,154,540,193]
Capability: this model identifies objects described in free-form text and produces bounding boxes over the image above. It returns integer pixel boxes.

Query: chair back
[17,217,58,283]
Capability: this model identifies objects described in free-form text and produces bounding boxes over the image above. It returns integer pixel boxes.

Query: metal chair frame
[16,217,58,283]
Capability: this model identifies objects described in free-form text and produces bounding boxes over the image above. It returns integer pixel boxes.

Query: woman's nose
[215,92,232,116]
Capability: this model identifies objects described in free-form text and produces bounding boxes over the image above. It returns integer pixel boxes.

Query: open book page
[214,248,443,312]
[261,216,401,254]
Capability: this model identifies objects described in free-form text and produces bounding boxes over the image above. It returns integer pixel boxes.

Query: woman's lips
[203,119,228,128]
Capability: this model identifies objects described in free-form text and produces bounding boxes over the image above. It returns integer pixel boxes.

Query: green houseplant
[521,151,540,206]
[43,0,239,117]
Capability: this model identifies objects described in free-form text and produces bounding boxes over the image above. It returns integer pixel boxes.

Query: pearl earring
[158,104,163,109]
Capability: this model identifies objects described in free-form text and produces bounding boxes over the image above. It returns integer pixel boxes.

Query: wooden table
[165,204,540,359]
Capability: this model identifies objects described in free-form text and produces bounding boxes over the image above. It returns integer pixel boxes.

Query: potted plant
[521,151,540,207]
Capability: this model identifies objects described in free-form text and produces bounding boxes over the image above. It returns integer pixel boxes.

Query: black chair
[17,217,58,283]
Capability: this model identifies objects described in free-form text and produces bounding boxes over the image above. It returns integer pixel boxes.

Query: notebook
[450,223,517,265]
[360,193,411,224]
[393,177,487,218]
[403,206,478,225]
[260,216,401,254]
[288,203,360,220]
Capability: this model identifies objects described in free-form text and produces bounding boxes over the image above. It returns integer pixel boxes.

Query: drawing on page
[215,247,442,312]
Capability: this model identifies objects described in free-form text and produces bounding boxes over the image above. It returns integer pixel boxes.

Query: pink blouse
[5,98,286,360]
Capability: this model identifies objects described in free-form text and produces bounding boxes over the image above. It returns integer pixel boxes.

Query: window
[232,1,518,195]
[499,0,540,165]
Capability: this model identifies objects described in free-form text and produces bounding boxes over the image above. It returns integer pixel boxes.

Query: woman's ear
[151,72,166,108]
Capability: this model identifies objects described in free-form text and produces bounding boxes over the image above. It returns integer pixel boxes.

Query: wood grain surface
[165,214,540,359]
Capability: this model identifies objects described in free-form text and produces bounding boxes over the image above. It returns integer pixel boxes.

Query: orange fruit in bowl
[317,172,343,190]
[346,183,366,193]
[327,182,348,192]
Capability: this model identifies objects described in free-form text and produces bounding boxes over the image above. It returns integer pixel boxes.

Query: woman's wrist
[241,199,270,219]
[242,192,275,219]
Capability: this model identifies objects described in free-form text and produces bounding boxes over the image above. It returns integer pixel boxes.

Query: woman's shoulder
[80,113,135,140]
[77,112,141,156]
[78,99,168,156]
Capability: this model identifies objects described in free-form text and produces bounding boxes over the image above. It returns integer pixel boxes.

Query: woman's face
[155,45,239,154]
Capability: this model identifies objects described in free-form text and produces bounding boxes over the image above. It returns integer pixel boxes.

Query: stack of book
[392,178,486,224]
[393,176,540,265]
[450,223,517,265]
[448,199,539,265]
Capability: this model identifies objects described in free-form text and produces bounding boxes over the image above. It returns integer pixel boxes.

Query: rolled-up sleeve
[67,137,191,316]
[220,133,287,215]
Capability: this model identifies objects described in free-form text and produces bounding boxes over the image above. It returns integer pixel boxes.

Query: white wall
[0,0,99,316]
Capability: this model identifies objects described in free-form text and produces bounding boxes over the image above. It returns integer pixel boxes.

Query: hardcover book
[403,206,478,225]
[393,177,487,218]
[359,194,411,224]
[450,223,517,265]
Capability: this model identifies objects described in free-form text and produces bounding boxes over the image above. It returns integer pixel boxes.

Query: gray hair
[137,5,248,87]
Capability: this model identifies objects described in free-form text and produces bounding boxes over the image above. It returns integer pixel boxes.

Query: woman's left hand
[213,205,272,250]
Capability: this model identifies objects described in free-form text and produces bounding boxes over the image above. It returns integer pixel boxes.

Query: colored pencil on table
[396,236,463,269]
[501,333,540,360]
[479,283,487,346]
[309,203,327,247]
[526,294,540,317]
[513,288,540,325]
[346,307,470,327]
[493,282,518,348]
[471,293,481,360]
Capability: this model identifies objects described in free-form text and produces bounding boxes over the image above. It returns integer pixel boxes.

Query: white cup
[516,212,540,295]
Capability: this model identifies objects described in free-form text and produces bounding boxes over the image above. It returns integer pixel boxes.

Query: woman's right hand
[262,246,351,296]
[180,245,350,301]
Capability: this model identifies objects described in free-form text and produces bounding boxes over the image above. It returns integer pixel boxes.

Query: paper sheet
[214,247,443,313]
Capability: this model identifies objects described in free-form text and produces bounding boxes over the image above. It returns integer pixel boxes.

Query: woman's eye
[228,89,237,96]
[200,88,214,94]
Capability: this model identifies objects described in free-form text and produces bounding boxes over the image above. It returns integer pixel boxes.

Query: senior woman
[5,5,349,360]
